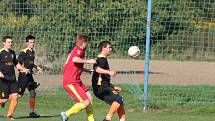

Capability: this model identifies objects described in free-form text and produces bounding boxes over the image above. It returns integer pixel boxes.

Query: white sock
[120,119,125,121]
[106,114,112,120]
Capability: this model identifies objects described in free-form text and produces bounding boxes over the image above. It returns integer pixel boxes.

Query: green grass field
[0,85,215,121]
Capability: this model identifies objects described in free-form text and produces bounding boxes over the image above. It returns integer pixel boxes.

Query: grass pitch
[0,85,215,121]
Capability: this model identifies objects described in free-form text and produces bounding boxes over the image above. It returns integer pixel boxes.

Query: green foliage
[150,0,215,61]
[0,0,214,73]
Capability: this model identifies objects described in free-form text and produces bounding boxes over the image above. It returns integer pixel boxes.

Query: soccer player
[0,36,29,120]
[17,35,42,118]
[61,34,96,121]
[91,41,126,121]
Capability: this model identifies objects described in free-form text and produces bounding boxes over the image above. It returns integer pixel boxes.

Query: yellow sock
[66,103,86,117]
[86,104,94,121]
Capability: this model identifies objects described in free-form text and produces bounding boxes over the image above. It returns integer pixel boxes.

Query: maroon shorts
[63,81,89,103]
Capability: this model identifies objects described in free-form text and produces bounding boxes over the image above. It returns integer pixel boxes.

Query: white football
[128,46,140,57]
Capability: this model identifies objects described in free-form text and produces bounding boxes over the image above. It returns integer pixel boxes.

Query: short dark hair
[2,36,12,42]
[76,34,88,46]
[98,41,112,52]
[26,35,35,42]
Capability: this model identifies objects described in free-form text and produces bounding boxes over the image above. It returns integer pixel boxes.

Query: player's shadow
[116,70,167,75]
[15,114,60,119]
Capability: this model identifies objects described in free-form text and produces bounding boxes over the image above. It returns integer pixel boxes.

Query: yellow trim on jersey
[1,92,5,98]
[97,74,102,86]
[21,48,28,53]
[67,84,83,102]
[96,55,105,86]
[0,48,4,52]
[97,54,106,58]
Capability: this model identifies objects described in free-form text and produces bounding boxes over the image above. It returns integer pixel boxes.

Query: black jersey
[18,48,36,71]
[0,48,18,79]
[92,57,111,88]
[91,56,124,105]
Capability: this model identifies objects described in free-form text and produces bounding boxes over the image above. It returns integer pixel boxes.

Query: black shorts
[93,86,123,105]
[18,73,36,95]
[0,79,20,99]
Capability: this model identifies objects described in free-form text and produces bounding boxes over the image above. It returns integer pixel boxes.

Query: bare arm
[83,68,94,73]
[16,63,29,74]
[95,67,116,77]
[95,67,120,92]
[72,56,96,64]
[33,64,43,74]
[0,71,16,81]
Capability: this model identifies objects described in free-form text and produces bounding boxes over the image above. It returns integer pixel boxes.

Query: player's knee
[115,96,123,105]
[1,99,8,103]
[11,93,19,101]
[83,99,90,106]
[30,93,36,98]
[86,104,93,114]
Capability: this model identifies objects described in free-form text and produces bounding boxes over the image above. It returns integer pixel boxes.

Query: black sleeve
[13,51,18,66]
[0,53,3,72]
[93,58,106,70]
[17,51,25,64]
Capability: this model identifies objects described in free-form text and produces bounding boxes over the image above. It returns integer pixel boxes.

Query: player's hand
[0,71,4,78]
[112,86,121,94]
[90,69,94,73]
[37,66,43,74]
[20,68,30,74]
[108,70,116,77]
[87,59,96,64]
[114,86,121,92]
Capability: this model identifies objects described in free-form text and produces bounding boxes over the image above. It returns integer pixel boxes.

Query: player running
[61,34,96,121]
[91,41,126,121]
[17,35,42,118]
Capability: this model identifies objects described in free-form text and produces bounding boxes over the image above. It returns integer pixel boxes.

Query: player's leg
[0,79,9,108]
[27,75,40,118]
[103,101,120,121]
[117,104,126,121]
[17,73,28,97]
[7,81,19,120]
[0,98,7,108]
[85,91,94,121]
[61,83,90,121]
[103,93,124,121]
[28,90,40,118]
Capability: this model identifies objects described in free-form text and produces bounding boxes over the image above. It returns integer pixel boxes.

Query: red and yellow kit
[63,46,89,102]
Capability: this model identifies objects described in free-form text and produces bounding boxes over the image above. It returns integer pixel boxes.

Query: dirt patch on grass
[34,59,215,91]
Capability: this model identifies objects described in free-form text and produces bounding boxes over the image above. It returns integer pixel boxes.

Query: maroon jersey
[63,46,85,85]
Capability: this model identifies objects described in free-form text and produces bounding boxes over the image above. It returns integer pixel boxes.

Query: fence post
[144,0,152,110]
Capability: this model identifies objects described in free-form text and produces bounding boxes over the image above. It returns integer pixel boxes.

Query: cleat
[61,112,68,121]
[103,119,111,121]
[7,115,15,120]
[29,112,40,118]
